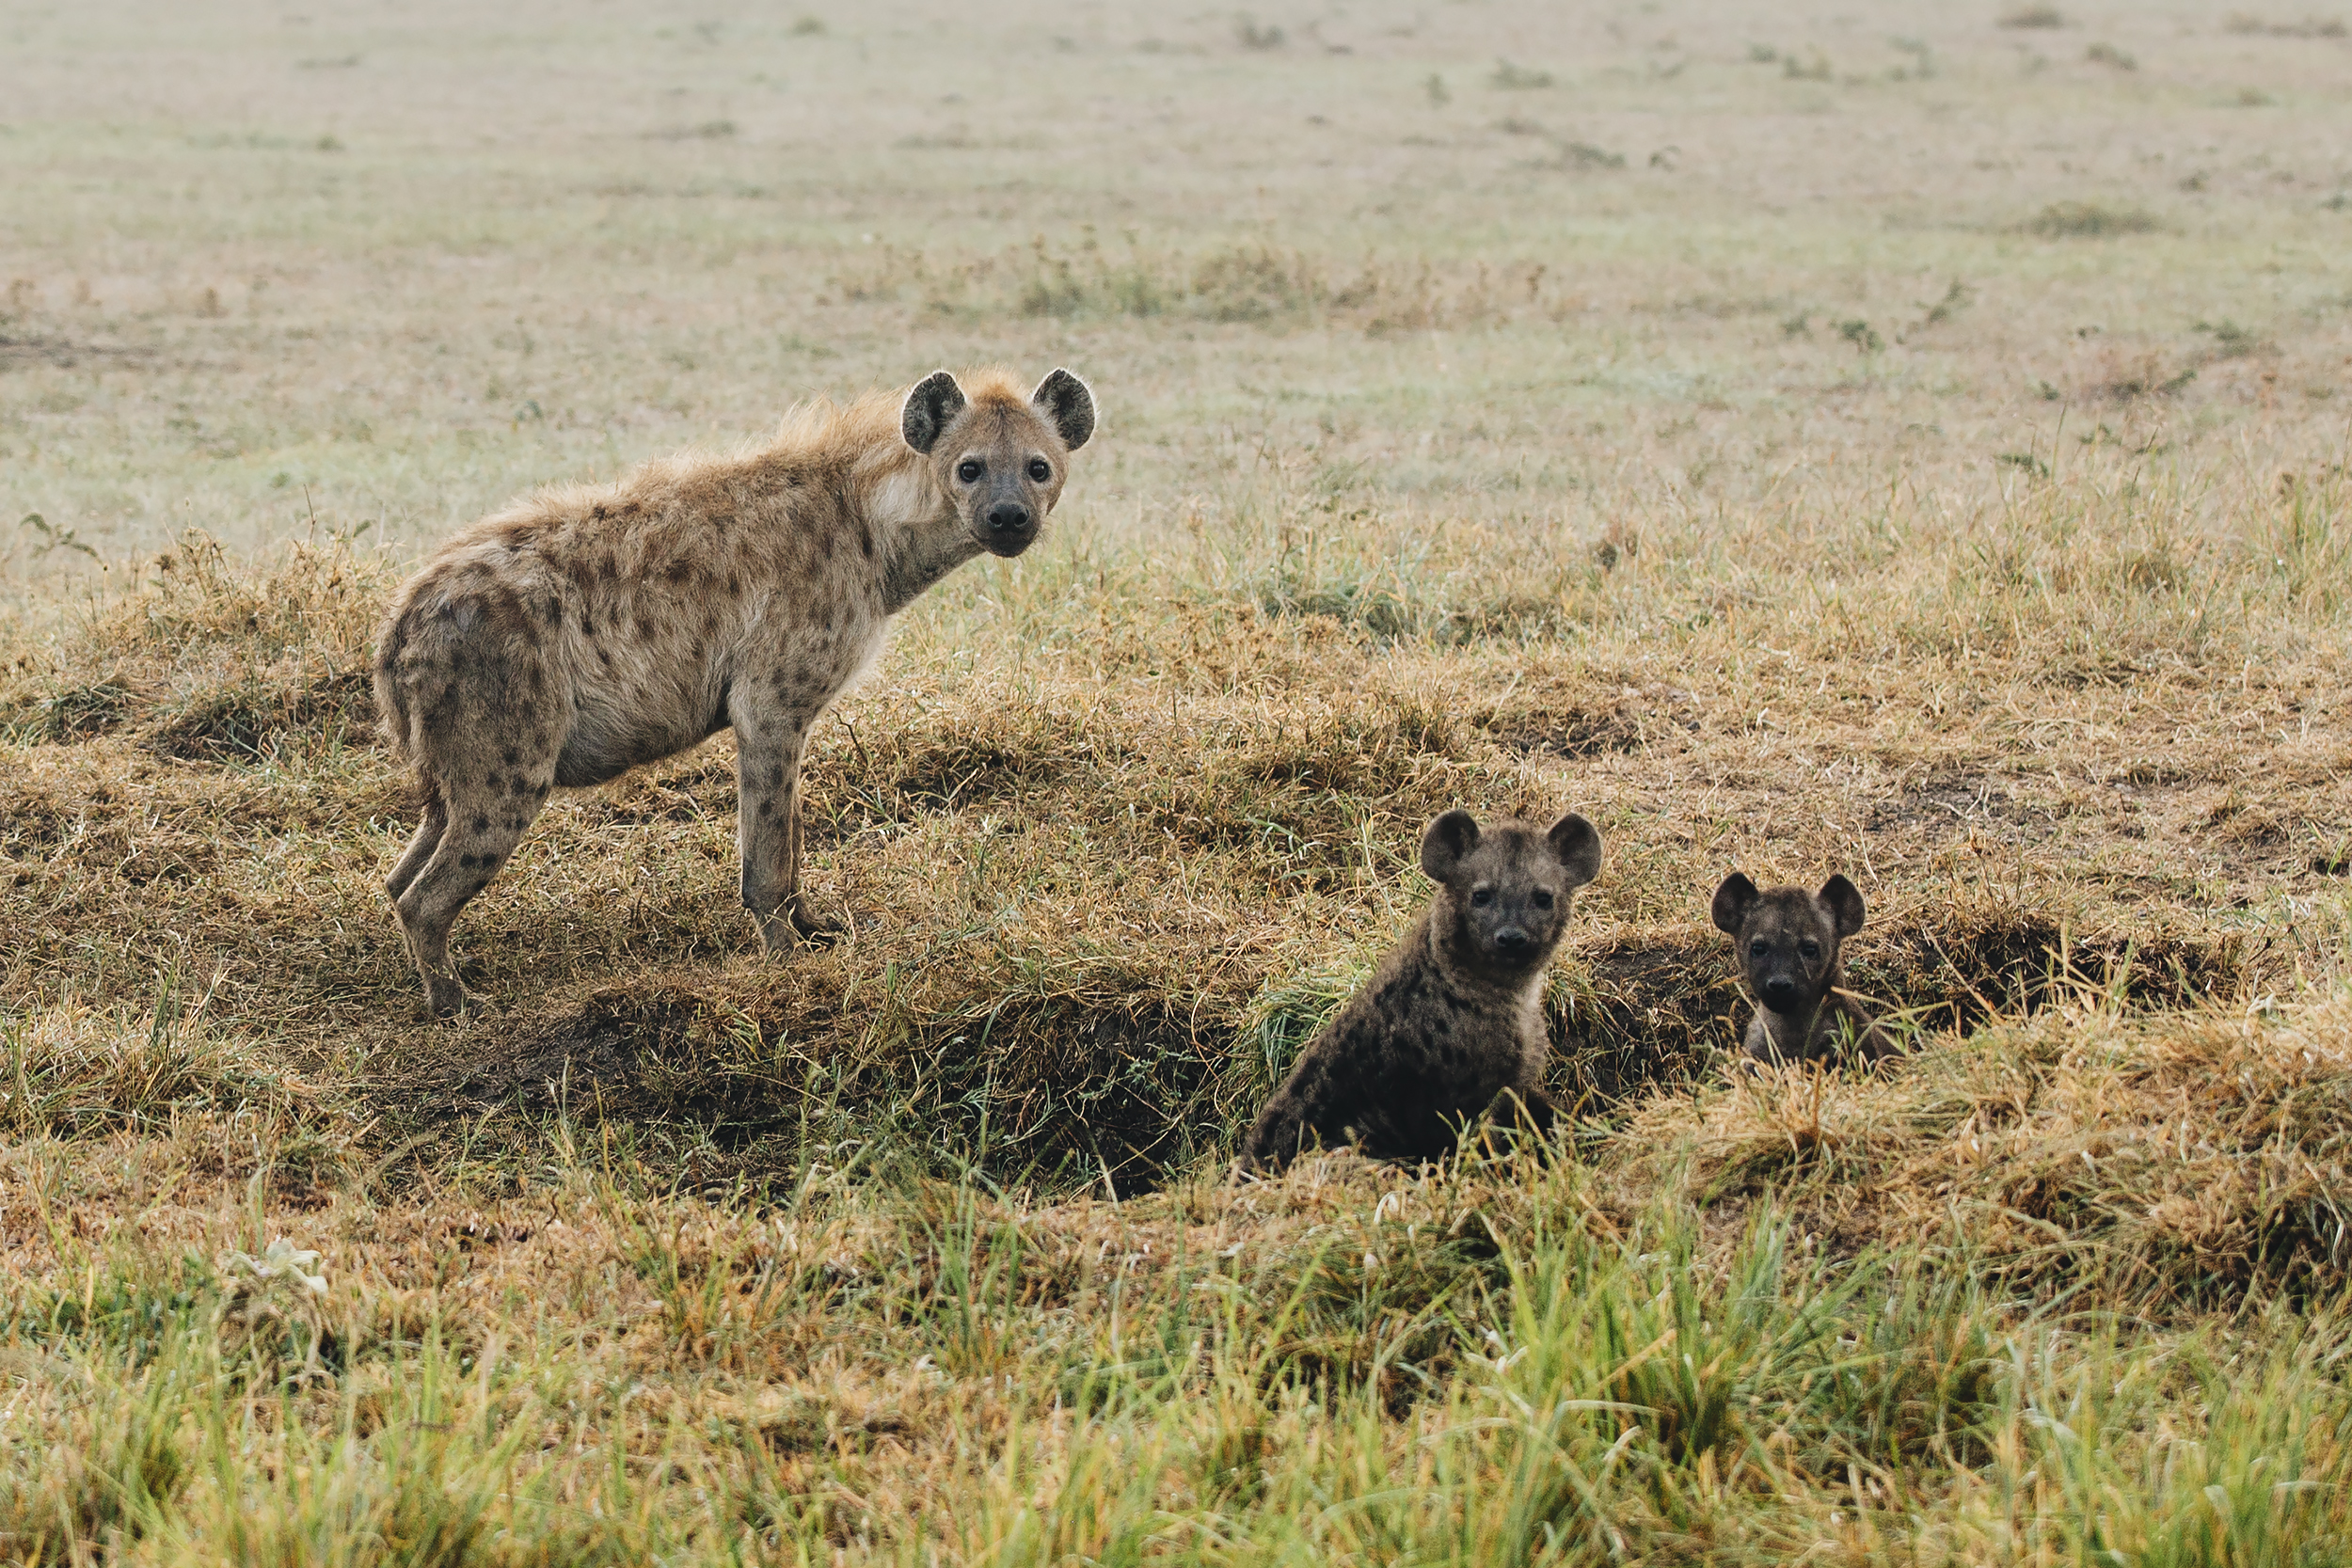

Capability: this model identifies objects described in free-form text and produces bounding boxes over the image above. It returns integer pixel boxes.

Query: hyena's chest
[1396,990,1542,1098]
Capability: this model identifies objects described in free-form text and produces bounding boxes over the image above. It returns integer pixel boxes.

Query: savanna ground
[3,0,2352,1559]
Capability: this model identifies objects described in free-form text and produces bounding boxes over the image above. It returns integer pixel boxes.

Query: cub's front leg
[1481,1082,1560,1152]
[1238,1047,1359,1174]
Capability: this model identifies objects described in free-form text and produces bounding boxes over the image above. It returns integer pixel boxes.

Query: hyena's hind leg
[385,787,448,902]
[393,768,552,1018]
[1238,1069,1348,1174]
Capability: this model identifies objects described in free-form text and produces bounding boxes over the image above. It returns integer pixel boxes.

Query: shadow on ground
[383,903,2264,1196]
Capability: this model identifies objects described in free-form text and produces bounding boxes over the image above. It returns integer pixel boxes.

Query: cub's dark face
[1422,809,1603,974]
[1711,873,1867,1015]
[901,368,1095,558]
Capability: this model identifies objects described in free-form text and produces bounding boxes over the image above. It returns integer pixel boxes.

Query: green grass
[6,1149,2352,1562]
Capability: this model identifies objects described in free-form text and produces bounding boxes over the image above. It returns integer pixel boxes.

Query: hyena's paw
[755,896,847,954]
[787,895,848,942]
[421,970,489,1022]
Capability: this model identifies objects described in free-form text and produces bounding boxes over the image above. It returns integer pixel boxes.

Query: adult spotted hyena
[373,367,1096,1016]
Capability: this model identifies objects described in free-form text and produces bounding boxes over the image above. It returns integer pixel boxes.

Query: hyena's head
[900,368,1095,558]
[1422,809,1603,977]
[1711,873,1866,1016]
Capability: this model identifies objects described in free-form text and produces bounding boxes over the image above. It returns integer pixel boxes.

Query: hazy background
[4,0,2346,607]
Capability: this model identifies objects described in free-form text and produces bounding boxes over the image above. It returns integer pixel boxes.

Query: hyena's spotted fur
[373,367,1096,1016]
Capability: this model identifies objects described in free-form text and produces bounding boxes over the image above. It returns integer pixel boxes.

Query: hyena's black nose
[986,500,1032,533]
[1493,927,1530,954]
[1761,976,1802,1008]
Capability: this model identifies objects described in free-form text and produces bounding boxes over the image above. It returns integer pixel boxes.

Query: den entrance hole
[404,911,2258,1197]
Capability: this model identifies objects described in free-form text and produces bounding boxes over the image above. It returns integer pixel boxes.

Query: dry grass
[2224,12,2350,38]
[1628,995,2352,1308]
[5,0,2352,1558]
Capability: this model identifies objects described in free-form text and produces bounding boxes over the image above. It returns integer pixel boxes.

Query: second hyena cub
[1239,809,1603,1174]
[1711,872,1893,1067]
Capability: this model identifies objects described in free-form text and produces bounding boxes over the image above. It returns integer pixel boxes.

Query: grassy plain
[5,0,2352,1560]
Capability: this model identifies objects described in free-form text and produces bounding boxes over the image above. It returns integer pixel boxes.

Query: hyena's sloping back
[373,388,908,780]
[372,367,1094,1016]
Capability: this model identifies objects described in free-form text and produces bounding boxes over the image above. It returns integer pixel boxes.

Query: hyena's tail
[371,599,419,768]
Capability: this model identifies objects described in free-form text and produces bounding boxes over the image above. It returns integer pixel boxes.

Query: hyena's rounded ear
[1030,368,1095,451]
[1711,873,1759,935]
[1420,810,1480,884]
[1820,875,1867,939]
[901,370,967,455]
[1547,812,1602,889]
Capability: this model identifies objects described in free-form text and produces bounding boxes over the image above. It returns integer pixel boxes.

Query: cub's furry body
[1240,810,1601,1172]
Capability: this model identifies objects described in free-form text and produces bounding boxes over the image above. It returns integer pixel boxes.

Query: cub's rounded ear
[1030,367,1095,451]
[1710,872,1759,935]
[901,370,967,455]
[1820,875,1867,939]
[1420,810,1480,884]
[1546,812,1602,889]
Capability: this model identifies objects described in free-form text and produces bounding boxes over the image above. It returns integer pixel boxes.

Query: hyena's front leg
[733,710,836,953]
[1483,1083,1560,1148]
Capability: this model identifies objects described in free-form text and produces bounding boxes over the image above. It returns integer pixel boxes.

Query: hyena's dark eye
[1800,941,1821,959]
[1470,888,1495,908]
[1750,940,1769,958]
[957,458,983,483]
[1027,458,1052,483]
[1531,890,1554,910]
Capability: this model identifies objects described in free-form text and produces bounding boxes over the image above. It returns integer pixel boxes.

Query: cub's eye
[1799,941,1821,959]
[1531,890,1554,910]
[1470,888,1495,908]
[1027,458,1052,483]
[1750,940,1769,958]
[956,458,983,483]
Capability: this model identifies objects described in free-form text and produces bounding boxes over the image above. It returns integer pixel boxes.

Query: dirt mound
[1860,903,2255,1026]
[145,670,374,763]
[1547,905,2255,1106]
[1551,927,1744,1104]
[1621,994,2352,1311]
[400,960,1248,1195]
[0,531,387,762]
[378,906,2265,1196]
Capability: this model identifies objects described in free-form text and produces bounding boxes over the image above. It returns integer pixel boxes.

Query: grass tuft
[2025,199,2162,237]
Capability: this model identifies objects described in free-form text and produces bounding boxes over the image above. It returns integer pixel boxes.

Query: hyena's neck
[1757,971,1839,1050]
[850,450,970,614]
[1756,1004,1818,1054]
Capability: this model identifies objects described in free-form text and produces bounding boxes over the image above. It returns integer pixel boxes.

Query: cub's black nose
[1761,978,1802,1008]
[1493,927,1530,954]
[986,500,1032,533]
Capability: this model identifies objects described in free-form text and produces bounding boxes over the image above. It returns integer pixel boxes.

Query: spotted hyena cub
[373,367,1096,1016]
[1710,872,1892,1067]
[1239,809,1603,1174]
